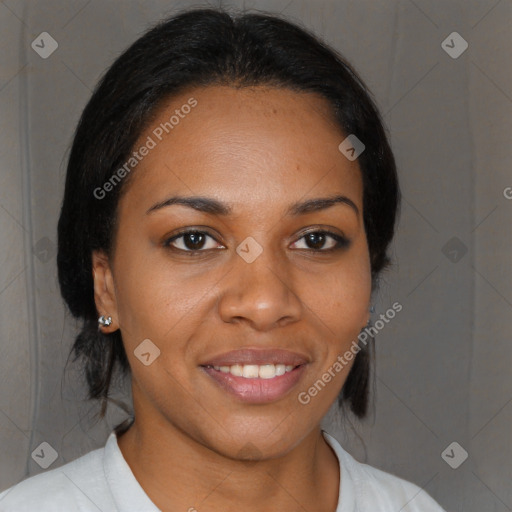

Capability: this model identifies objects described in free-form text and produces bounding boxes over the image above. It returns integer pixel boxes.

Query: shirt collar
[322,429,357,512]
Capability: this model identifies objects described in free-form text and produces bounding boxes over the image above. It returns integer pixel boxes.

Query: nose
[217,243,302,331]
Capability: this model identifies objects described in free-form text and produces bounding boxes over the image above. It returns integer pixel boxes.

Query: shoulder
[0,444,114,512]
[322,431,446,512]
[348,459,446,511]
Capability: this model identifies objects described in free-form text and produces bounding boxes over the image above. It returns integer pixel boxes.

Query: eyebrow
[146,194,359,217]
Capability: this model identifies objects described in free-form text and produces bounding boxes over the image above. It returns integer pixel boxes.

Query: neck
[117,418,340,512]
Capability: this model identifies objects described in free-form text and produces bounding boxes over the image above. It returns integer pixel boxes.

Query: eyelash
[163,228,350,255]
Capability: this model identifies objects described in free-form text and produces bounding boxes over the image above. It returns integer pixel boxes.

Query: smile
[206,363,297,379]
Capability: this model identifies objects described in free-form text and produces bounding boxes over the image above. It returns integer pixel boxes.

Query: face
[93,85,371,460]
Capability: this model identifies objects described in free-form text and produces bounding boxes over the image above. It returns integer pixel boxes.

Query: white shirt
[0,430,446,511]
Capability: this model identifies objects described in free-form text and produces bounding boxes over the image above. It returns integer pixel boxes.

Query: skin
[92,85,372,512]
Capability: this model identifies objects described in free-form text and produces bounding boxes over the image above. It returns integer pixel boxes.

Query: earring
[98,315,112,327]
[369,305,375,313]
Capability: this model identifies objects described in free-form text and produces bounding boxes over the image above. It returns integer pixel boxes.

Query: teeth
[258,364,276,379]
[275,364,286,376]
[211,363,298,379]
[243,364,260,378]
[230,364,243,377]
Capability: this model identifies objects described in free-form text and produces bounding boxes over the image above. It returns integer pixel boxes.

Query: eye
[291,230,350,252]
[163,230,223,253]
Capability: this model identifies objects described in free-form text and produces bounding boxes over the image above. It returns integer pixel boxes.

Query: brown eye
[291,230,350,252]
[164,230,222,252]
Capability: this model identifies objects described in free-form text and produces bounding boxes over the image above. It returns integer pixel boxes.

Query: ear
[92,250,119,332]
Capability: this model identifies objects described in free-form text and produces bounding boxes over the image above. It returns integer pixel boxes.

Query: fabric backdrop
[1,1,511,510]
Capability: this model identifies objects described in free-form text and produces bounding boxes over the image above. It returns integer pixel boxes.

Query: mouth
[199,348,310,404]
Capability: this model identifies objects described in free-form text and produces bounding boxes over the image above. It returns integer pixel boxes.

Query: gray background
[1,0,511,510]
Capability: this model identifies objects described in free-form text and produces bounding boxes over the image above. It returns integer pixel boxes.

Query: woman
[0,7,446,511]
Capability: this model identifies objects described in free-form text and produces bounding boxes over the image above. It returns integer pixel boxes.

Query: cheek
[113,243,218,351]
[304,255,371,341]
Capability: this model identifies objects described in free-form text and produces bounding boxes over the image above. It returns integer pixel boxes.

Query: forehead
[121,85,363,215]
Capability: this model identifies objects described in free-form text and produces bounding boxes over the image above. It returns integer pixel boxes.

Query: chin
[205,418,311,460]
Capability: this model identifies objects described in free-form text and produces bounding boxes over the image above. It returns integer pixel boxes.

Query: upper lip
[201,348,309,367]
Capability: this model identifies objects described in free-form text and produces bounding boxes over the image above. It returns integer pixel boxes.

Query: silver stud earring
[369,305,375,313]
[98,315,112,327]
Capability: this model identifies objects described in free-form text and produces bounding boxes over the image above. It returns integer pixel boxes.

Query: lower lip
[201,365,307,404]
